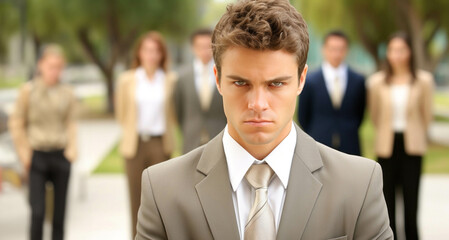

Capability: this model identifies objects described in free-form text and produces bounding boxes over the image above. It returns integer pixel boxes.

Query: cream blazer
[115,69,177,159]
[367,70,434,158]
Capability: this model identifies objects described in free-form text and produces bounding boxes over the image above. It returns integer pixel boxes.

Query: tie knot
[245,163,274,189]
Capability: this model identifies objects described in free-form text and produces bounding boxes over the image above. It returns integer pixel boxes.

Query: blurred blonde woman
[115,31,177,237]
[9,44,77,240]
[367,32,434,240]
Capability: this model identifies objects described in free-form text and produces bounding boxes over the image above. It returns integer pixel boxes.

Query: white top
[193,58,216,94]
[391,84,410,131]
[135,67,166,136]
[223,123,296,240]
[322,61,348,97]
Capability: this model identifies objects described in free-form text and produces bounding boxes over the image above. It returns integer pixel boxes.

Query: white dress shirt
[223,123,297,240]
[391,84,410,132]
[135,67,166,136]
[193,58,216,94]
[322,61,348,98]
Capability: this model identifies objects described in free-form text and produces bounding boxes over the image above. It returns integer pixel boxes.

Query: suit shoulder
[316,143,379,185]
[145,146,204,182]
[348,68,365,80]
[416,70,434,84]
[366,71,386,88]
[306,69,323,82]
[117,69,136,85]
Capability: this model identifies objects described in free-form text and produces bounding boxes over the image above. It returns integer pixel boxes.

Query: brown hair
[212,0,309,79]
[190,28,213,44]
[324,30,350,45]
[131,31,169,72]
[385,31,416,84]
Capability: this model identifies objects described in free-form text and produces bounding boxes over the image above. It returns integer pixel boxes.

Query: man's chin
[241,131,275,146]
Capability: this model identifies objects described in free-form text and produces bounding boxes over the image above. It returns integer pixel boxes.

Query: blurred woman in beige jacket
[115,31,177,237]
[367,32,434,240]
[9,44,77,240]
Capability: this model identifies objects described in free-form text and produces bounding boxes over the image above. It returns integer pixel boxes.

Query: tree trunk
[104,69,115,114]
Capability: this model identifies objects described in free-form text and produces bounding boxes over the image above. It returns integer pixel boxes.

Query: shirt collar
[136,67,165,83]
[322,61,347,76]
[223,122,297,192]
[194,58,214,73]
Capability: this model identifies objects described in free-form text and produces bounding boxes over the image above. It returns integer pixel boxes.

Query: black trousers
[29,150,71,240]
[378,133,422,240]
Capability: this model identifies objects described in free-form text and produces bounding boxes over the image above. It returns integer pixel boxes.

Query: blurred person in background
[8,44,77,240]
[115,31,177,237]
[367,32,434,240]
[174,28,227,154]
[298,30,366,156]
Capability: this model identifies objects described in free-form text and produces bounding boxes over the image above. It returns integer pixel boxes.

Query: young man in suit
[298,31,366,156]
[136,0,392,239]
[174,29,227,154]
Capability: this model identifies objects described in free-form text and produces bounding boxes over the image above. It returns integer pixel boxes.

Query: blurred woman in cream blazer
[115,31,177,237]
[367,32,434,240]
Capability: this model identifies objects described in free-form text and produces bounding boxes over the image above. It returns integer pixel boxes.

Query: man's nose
[248,87,269,112]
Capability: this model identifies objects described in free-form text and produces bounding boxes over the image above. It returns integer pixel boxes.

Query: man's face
[322,36,348,68]
[38,54,65,85]
[192,35,213,65]
[215,47,307,151]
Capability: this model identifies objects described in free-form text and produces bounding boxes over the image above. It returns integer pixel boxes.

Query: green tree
[27,0,201,112]
[0,1,20,62]
[295,0,449,71]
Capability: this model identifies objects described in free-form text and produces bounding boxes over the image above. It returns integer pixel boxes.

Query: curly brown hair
[212,0,309,79]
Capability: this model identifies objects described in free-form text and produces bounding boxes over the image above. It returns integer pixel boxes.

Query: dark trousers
[378,133,422,240]
[126,137,169,238]
[29,150,71,240]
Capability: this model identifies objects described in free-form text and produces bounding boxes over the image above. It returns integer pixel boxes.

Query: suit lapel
[195,132,240,240]
[185,66,203,109]
[340,69,354,110]
[277,124,323,240]
[317,69,335,111]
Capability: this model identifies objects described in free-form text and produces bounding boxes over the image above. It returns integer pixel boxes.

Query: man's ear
[297,64,308,95]
[214,65,223,95]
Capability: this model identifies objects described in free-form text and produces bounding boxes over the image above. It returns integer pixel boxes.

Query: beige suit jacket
[8,81,77,164]
[136,124,393,240]
[115,69,177,159]
[367,70,434,158]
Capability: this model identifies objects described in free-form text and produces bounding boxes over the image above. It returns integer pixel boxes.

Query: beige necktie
[200,66,212,110]
[331,75,343,109]
[244,163,276,240]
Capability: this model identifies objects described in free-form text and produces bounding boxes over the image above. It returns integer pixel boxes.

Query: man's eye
[234,81,247,86]
[270,82,283,87]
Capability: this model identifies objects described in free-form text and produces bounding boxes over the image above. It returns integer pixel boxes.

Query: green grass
[93,144,124,174]
[434,93,449,108]
[0,77,25,89]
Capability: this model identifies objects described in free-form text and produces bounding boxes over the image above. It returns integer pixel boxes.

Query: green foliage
[0,1,20,60]
[293,0,449,70]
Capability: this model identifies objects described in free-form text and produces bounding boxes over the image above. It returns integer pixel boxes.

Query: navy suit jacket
[298,66,366,155]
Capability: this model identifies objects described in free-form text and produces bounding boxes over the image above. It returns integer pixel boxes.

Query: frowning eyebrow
[226,75,292,82]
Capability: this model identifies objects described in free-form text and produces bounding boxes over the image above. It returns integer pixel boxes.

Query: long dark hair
[385,31,416,84]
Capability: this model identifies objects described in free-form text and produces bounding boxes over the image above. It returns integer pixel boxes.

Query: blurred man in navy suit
[298,31,366,155]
